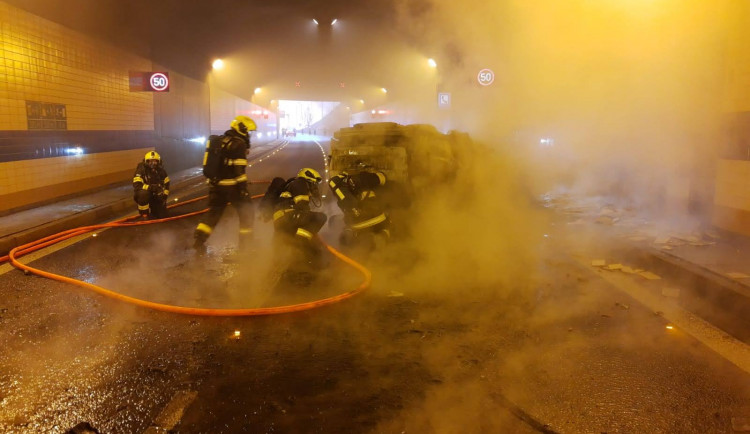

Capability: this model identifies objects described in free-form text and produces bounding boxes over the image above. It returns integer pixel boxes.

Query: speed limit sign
[477,68,495,86]
[148,72,170,92]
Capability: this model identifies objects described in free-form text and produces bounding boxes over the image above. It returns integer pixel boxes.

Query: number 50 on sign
[477,69,494,86]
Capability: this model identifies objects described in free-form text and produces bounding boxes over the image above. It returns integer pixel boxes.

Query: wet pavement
[4,168,749,309]
[0,142,749,432]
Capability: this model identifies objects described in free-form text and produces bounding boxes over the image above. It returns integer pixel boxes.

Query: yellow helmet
[144,151,161,162]
[297,168,322,184]
[230,115,257,137]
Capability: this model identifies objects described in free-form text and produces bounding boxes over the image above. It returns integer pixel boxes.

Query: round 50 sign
[149,72,169,92]
[477,68,495,86]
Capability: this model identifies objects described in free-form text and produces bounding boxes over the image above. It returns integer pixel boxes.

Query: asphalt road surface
[1,138,748,433]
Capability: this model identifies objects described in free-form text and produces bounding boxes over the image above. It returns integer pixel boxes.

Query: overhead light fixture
[212,59,224,70]
[331,18,338,25]
[359,99,365,104]
[428,58,437,68]
[254,87,261,94]
[381,88,388,93]
[313,19,319,25]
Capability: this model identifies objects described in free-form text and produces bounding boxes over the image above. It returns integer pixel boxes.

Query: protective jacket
[132,163,170,195]
[273,177,327,241]
[214,129,250,191]
[274,177,316,221]
[328,170,388,231]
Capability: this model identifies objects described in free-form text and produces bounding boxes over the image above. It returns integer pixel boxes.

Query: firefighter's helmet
[298,168,322,184]
[144,151,161,163]
[230,115,257,137]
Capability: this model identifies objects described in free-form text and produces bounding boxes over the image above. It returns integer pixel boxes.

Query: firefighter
[193,115,256,254]
[132,151,170,219]
[328,163,390,247]
[271,168,328,258]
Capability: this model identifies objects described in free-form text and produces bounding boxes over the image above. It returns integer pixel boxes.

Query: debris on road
[638,271,661,280]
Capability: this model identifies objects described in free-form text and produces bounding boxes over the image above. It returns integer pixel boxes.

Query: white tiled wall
[714,159,750,211]
[0,2,154,131]
[0,148,150,196]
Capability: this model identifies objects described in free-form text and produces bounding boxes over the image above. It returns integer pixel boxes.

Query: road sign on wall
[129,71,170,92]
[438,92,451,108]
[148,72,169,92]
[477,69,495,86]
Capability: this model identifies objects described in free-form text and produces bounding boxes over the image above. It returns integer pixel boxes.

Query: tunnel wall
[0,2,158,212]
[0,3,273,213]
[713,0,750,234]
[713,159,750,236]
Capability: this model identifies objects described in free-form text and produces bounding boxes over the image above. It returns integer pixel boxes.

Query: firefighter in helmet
[132,151,170,219]
[328,162,390,247]
[193,115,256,254]
[267,167,328,258]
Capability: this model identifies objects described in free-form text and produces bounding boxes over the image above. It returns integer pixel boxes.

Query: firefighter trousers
[194,185,254,246]
[274,210,327,241]
[134,189,167,219]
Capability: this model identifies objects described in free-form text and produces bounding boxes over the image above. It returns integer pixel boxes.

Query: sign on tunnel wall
[129,71,170,92]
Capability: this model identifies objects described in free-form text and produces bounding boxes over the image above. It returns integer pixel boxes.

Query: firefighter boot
[193,232,208,256]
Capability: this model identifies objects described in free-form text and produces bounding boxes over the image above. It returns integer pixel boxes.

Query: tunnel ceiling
[6,0,431,104]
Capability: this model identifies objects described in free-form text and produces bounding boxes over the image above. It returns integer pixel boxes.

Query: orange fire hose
[5,189,373,316]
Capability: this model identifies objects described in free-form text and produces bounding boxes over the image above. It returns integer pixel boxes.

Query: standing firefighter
[261,168,327,260]
[193,115,257,254]
[328,164,390,247]
[132,151,170,219]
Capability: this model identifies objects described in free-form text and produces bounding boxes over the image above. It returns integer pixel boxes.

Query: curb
[0,176,207,256]
[617,244,750,331]
[0,197,133,256]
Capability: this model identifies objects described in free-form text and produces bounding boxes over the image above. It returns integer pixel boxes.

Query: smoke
[391,0,733,218]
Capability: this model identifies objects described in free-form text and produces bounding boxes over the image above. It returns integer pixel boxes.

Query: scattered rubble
[591,259,660,281]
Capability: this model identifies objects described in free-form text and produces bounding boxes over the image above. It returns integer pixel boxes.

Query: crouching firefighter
[328,164,390,247]
[260,168,327,259]
[193,115,257,254]
[133,151,170,219]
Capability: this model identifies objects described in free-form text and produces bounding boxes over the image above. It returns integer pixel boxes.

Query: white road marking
[143,390,198,433]
[575,256,750,375]
[0,228,109,276]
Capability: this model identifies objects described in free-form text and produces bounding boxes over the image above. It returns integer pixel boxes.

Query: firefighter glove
[347,177,357,191]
